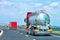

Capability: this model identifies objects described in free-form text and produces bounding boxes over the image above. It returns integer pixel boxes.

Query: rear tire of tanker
[26,32,28,34]
[31,31,35,36]
[26,31,31,35]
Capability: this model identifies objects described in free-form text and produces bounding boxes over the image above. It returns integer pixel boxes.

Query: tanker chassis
[24,11,52,35]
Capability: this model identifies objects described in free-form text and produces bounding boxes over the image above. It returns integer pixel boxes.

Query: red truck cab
[10,22,17,30]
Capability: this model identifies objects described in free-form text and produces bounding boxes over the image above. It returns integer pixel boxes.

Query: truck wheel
[26,32,28,34]
[31,31,35,36]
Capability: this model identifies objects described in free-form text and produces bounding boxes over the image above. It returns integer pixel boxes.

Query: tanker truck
[24,11,52,35]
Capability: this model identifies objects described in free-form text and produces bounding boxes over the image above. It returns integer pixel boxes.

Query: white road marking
[25,35,29,37]
[33,39,36,40]
[0,30,3,36]
[14,31,17,32]
[52,35,60,37]
[20,33,23,34]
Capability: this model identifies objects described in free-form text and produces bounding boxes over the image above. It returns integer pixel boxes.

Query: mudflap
[26,28,29,34]
[26,32,28,34]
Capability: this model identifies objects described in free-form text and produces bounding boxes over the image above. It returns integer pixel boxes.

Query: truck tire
[26,32,28,34]
[31,31,35,36]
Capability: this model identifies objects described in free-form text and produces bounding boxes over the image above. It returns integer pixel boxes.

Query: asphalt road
[0,29,60,40]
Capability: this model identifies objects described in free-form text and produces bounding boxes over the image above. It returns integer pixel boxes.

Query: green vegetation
[0,25,26,29]
[51,26,60,35]
[17,25,26,29]
[0,26,9,29]
[0,25,60,31]
[49,25,60,31]
[52,31,60,35]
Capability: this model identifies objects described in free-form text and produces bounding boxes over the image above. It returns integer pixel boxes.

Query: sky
[0,0,60,26]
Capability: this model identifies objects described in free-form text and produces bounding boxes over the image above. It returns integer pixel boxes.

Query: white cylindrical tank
[29,13,50,26]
